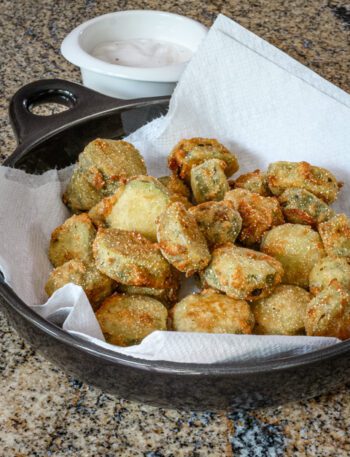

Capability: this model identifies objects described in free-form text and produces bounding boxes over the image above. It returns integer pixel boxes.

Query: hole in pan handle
[8,79,164,146]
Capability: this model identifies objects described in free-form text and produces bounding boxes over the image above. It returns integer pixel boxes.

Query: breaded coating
[190,159,229,203]
[318,214,350,261]
[261,224,325,288]
[168,138,239,183]
[202,244,284,301]
[252,285,311,335]
[49,213,96,268]
[171,289,254,334]
[278,188,334,226]
[158,174,191,199]
[224,189,284,246]
[96,294,168,346]
[305,280,350,339]
[266,161,339,203]
[156,202,211,276]
[309,257,350,296]
[234,169,271,196]
[45,259,115,310]
[93,228,174,288]
[119,280,180,308]
[63,139,147,212]
[89,176,170,241]
[189,200,242,248]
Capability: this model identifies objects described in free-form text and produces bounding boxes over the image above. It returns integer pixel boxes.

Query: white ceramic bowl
[61,10,207,99]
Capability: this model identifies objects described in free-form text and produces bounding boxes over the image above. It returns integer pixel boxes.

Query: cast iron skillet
[1,79,350,411]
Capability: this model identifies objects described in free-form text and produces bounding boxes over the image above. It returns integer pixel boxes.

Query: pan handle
[9,79,146,145]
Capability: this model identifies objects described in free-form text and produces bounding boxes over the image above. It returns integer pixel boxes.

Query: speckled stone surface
[0,0,350,455]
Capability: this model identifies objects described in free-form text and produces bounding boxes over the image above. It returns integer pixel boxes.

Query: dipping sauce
[91,39,193,68]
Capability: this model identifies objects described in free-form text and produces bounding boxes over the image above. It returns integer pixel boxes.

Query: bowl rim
[60,10,208,83]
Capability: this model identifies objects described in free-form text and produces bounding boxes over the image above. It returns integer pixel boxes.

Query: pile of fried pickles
[45,138,350,346]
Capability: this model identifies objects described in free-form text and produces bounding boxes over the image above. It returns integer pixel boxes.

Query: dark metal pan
[1,79,350,411]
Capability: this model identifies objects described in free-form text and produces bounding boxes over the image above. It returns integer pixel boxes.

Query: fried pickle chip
[224,188,284,246]
[158,174,192,208]
[189,200,242,248]
[234,169,271,196]
[93,228,174,288]
[190,159,229,203]
[261,223,325,288]
[89,176,170,241]
[305,280,350,339]
[171,289,254,334]
[266,161,339,203]
[168,138,239,183]
[309,256,350,296]
[252,285,311,335]
[156,202,211,276]
[45,259,115,310]
[63,139,147,212]
[202,244,283,301]
[278,188,334,226]
[119,281,179,308]
[318,214,350,261]
[96,294,168,346]
[49,213,96,268]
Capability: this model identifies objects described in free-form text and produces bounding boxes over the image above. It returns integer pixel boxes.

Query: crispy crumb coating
[156,202,211,276]
[224,188,284,246]
[118,284,179,308]
[63,139,147,212]
[252,285,311,335]
[202,244,283,301]
[305,280,350,339]
[234,169,271,196]
[189,200,242,248]
[278,188,334,226]
[318,214,350,261]
[89,176,170,241]
[158,174,192,208]
[49,213,96,267]
[171,289,254,334]
[266,161,339,203]
[96,294,168,346]
[261,223,325,288]
[190,159,229,203]
[309,256,350,296]
[45,259,115,310]
[168,138,239,183]
[93,228,175,288]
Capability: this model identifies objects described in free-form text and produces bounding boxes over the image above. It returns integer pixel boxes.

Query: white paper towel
[1,14,350,363]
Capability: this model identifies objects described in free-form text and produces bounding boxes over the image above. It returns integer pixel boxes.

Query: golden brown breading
[158,174,191,199]
[278,188,334,226]
[309,256,350,296]
[96,294,168,346]
[63,139,147,212]
[202,244,284,301]
[266,161,339,203]
[189,200,242,248]
[168,138,239,183]
[119,281,180,308]
[45,259,115,310]
[190,158,229,203]
[304,280,350,339]
[156,202,211,276]
[49,213,96,267]
[234,169,271,196]
[261,223,325,288]
[93,228,175,288]
[318,214,350,261]
[252,285,311,335]
[171,289,254,334]
[224,188,284,246]
[89,176,170,241]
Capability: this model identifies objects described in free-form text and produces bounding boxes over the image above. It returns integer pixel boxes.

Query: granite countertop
[0,0,350,455]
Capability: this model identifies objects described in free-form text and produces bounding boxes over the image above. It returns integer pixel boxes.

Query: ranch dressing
[91,39,193,68]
